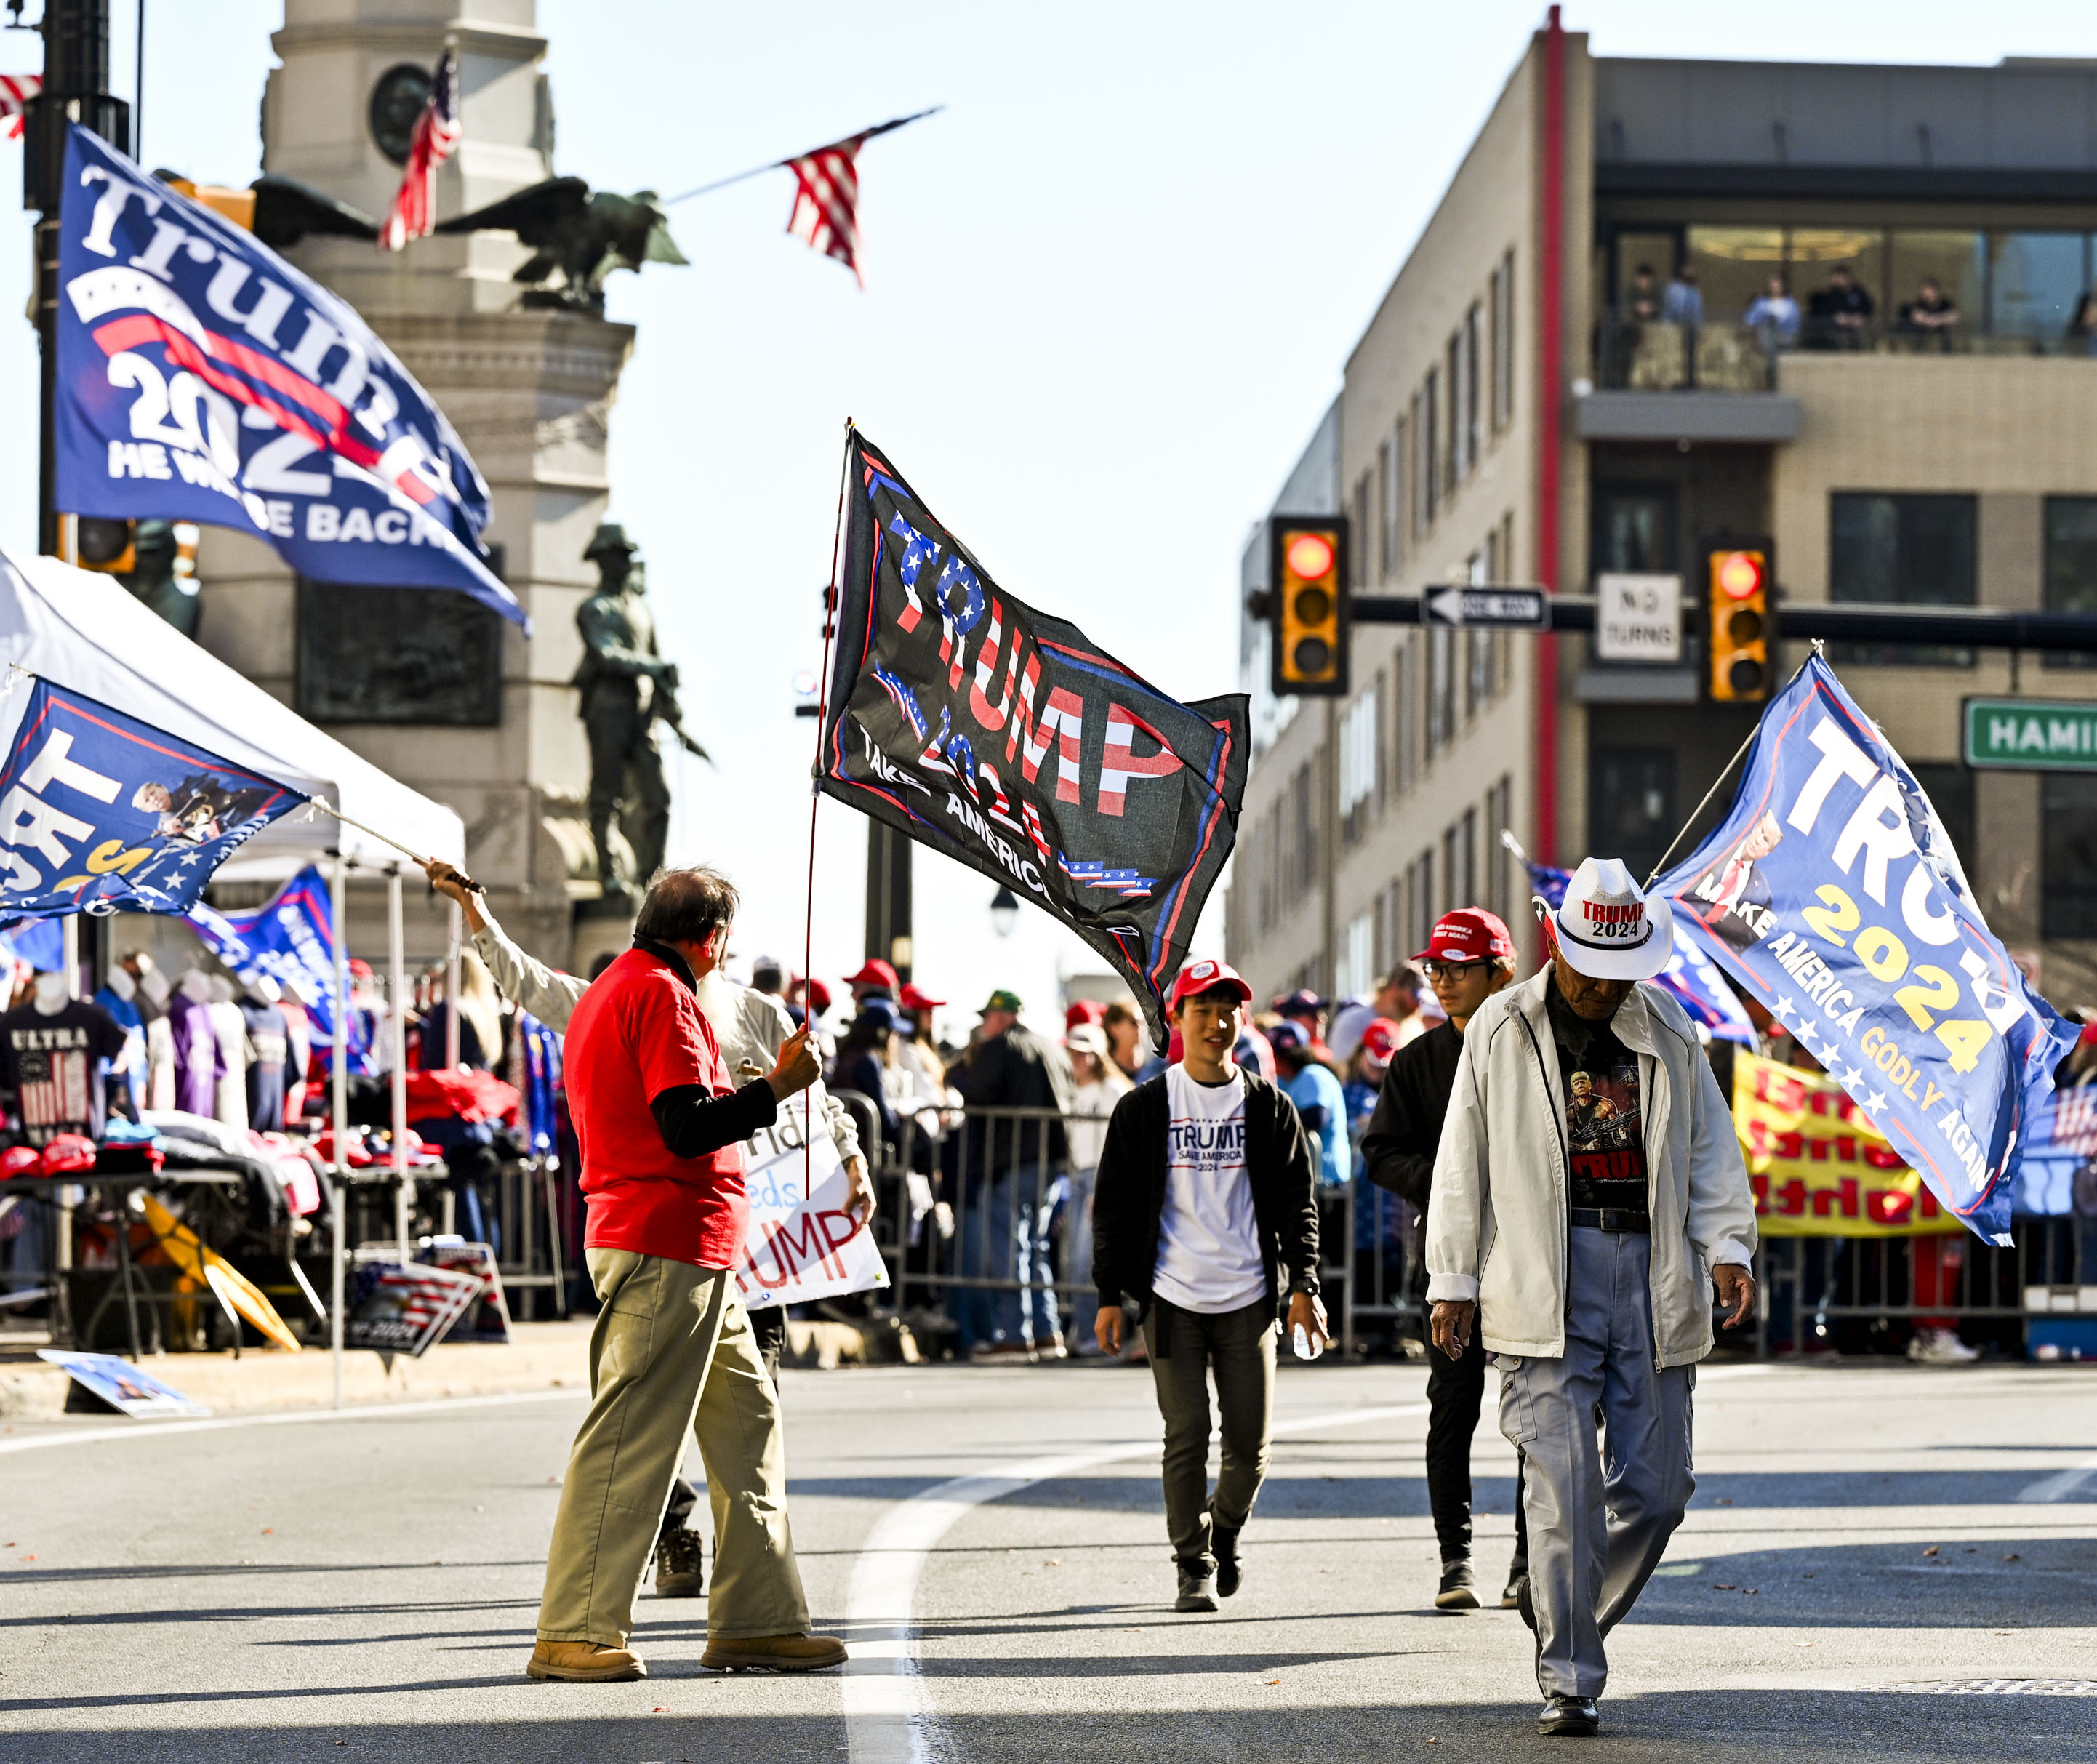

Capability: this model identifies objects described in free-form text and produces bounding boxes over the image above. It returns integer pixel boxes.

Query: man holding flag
[1426,858,1757,1739]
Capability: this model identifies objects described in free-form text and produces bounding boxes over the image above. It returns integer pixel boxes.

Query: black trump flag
[819,430,1248,1043]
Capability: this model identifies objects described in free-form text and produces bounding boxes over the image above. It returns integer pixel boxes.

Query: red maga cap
[1169,958,1254,1011]
[899,983,945,1012]
[1414,907,1516,966]
[846,958,899,990]
[1358,1017,1406,1066]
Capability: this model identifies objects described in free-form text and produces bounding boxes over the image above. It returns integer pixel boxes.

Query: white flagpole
[330,858,349,1410]
[388,867,410,1264]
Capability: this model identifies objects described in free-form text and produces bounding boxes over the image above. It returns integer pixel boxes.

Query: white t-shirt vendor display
[1153,1065,1265,1315]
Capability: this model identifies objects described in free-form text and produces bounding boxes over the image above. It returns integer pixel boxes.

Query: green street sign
[1964,697,2097,770]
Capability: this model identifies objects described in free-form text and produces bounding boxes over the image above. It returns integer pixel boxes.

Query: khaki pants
[1143,1298,1278,1566]
[536,1249,810,1647]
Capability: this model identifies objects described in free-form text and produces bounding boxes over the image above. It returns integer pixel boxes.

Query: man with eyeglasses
[1362,907,1526,1615]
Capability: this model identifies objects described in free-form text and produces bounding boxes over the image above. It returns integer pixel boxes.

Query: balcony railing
[1595,309,2097,391]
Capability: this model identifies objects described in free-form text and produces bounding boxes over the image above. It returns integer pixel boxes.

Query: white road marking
[842,1400,1430,1764]
[2016,1455,2097,1502]
[0,1386,583,1456]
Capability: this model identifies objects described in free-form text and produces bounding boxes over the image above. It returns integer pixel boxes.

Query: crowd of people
[449,849,1759,1742]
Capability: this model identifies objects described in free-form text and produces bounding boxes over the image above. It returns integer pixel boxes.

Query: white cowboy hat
[1545,857,1675,982]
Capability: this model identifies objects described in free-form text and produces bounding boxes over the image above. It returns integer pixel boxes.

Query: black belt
[1570,1206,1650,1233]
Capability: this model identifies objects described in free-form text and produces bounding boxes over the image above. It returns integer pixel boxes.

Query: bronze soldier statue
[573,523,706,899]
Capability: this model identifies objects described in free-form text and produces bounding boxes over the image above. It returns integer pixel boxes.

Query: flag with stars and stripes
[0,74,39,141]
[785,135,866,282]
[378,49,460,252]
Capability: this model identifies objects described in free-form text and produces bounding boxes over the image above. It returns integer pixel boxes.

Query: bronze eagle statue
[430,177,689,313]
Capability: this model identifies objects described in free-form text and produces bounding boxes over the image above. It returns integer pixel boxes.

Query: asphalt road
[1,1357,2093,1763]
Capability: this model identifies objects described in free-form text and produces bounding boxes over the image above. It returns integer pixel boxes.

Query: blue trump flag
[1653,653,2076,1243]
[54,125,522,627]
[184,864,341,1043]
[0,677,303,918]
[1520,854,1755,1046]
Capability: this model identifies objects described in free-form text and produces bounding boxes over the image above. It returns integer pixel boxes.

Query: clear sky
[0,2,2088,1041]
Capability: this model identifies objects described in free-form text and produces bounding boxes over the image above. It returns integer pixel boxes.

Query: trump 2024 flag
[55,124,521,626]
[1653,653,2076,1243]
[821,431,1248,1043]
[0,678,303,918]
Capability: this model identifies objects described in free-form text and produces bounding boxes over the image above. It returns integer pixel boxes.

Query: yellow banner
[1733,1049,1962,1236]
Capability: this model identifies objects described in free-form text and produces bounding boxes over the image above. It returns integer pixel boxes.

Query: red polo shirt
[569,945,748,1269]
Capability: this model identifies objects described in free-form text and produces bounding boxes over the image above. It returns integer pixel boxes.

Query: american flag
[785,135,868,284]
[378,51,461,252]
[0,74,39,142]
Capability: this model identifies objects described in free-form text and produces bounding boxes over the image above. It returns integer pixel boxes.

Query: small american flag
[378,50,460,252]
[785,135,868,285]
[0,74,40,142]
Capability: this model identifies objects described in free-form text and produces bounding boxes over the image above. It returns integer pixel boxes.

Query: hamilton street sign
[1964,697,2097,771]
[1423,585,1549,630]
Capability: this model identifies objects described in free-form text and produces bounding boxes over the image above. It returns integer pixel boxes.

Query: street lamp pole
[23,0,130,558]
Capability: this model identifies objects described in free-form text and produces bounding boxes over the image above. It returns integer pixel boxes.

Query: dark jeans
[1144,1297,1276,1568]
[1424,1302,1529,1573]
[659,1304,787,1540]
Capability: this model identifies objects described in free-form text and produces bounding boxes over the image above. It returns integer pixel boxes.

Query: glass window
[1687,226,1784,329]
[1828,492,1976,667]
[1591,483,1677,577]
[1888,231,1984,337]
[1793,228,1885,346]
[1990,233,2088,341]
[1589,747,1676,882]
[2043,774,2097,939]
[2044,497,2097,671]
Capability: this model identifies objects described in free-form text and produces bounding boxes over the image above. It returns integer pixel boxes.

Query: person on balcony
[1660,262,1701,327]
[1901,277,1960,342]
[1741,274,1800,341]
[1806,264,1875,347]
[1623,263,1661,324]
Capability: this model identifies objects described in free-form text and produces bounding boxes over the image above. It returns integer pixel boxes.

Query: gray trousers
[1499,1227,1695,1701]
[1144,1298,1278,1566]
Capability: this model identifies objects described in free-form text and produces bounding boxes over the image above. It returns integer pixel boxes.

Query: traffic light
[73,517,136,575]
[1707,545,1770,702]
[1267,516,1350,698]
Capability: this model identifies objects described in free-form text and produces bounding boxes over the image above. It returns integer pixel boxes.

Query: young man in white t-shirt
[1093,961,1328,1612]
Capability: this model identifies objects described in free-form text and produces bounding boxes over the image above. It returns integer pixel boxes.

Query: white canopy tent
[0,549,467,1406]
[0,550,464,873]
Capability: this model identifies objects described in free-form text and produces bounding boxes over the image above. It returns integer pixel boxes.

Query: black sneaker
[1174,1563,1218,1612]
[1501,1568,1528,1611]
[1434,1557,1479,1610]
[654,1528,705,1598]
[1539,1694,1599,1737]
[1211,1519,1243,1598]
[1515,1571,1538,1635]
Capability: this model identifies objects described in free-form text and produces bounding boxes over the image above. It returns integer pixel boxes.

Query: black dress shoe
[1211,1520,1243,1598]
[1539,1694,1599,1737]
[1174,1562,1217,1611]
[1434,1558,1479,1610]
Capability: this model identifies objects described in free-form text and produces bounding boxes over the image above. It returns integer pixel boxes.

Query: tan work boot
[526,1640,646,1681]
[700,1633,849,1672]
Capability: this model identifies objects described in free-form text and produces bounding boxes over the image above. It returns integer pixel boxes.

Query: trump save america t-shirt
[1151,1064,1267,1315]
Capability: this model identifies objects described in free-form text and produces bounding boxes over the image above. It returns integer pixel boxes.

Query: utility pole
[22,0,130,558]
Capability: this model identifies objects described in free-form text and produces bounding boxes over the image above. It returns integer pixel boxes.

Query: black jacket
[1359,1019,1464,1210]
[1091,1070,1320,1323]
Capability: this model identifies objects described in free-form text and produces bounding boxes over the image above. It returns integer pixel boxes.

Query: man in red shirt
[528,867,841,1683]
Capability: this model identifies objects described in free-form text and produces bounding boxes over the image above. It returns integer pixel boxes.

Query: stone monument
[190,0,650,967]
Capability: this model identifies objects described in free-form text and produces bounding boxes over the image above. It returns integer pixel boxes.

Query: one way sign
[1424,586,1550,629]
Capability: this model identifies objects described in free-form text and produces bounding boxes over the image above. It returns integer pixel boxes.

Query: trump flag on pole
[0,678,302,919]
[822,430,1249,1044]
[54,124,522,627]
[183,863,340,1041]
[1653,652,2077,1243]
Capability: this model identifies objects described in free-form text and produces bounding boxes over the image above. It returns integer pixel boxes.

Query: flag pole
[803,420,854,1182]
[661,107,945,207]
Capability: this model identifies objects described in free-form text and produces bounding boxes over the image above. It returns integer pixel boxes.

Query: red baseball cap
[1169,958,1254,1011]
[846,958,899,990]
[803,977,834,1014]
[1414,908,1516,966]
[1358,1017,1406,1067]
[899,982,945,1012]
[1065,998,1107,1030]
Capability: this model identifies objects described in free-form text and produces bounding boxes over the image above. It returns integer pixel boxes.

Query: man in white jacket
[1425,858,1757,1739]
